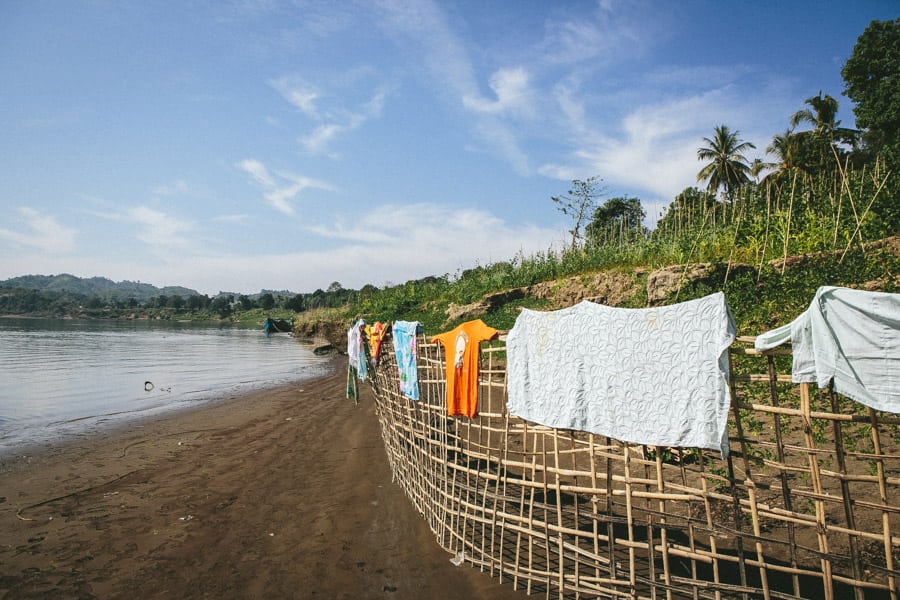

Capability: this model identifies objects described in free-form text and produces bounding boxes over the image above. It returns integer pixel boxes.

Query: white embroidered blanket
[506,293,735,457]
[755,286,900,413]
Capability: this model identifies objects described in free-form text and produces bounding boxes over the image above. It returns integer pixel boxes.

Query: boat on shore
[263,317,292,336]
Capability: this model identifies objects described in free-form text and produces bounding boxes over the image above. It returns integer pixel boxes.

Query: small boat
[263,317,292,336]
[312,343,335,356]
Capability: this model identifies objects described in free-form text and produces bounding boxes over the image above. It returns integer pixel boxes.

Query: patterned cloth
[506,293,735,457]
[365,321,388,366]
[755,286,900,413]
[392,321,421,401]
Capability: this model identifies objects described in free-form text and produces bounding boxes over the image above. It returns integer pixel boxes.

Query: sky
[1,1,896,296]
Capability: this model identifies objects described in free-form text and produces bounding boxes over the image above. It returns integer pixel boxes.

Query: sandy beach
[0,360,524,599]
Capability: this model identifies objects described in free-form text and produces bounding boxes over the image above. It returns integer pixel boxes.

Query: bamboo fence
[366,331,899,599]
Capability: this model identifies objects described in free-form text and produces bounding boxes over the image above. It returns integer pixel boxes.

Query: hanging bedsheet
[755,286,900,413]
[507,293,735,457]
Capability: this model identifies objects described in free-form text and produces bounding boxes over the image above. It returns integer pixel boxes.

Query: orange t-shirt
[431,319,499,418]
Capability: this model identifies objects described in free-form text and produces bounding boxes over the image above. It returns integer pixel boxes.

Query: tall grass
[329,159,897,332]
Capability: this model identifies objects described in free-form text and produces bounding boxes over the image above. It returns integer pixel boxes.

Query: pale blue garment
[507,293,736,457]
[347,319,367,382]
[392,321,421,401]
[755,286,900,413]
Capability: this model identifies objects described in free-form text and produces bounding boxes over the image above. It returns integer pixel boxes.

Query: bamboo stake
[868,408,898,600]
[766,354,802,597]
[800,383,834,600]
[781,170,798,275]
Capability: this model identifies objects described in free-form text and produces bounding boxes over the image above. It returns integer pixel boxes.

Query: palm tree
[789,92,858,172]
[790,91,840,138]
[761,129,809,188]
[696,125,756,200]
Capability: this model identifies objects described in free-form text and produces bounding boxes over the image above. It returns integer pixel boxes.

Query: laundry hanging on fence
[392,321,422,401]
[347,319,367,382]
[432,319,499,418]
[506,293,736,457]
[365,321,388,366]
[755,286,900,413]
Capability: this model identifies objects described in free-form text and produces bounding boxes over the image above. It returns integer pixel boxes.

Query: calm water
[0,317,333,454]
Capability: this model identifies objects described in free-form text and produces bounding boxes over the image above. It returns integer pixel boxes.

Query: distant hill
[0,274,200,303]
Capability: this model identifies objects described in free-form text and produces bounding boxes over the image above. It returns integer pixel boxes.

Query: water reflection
[0,317,331,453]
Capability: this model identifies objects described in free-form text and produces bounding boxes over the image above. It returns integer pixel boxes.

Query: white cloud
[128,206,195,249]
[151,179,191,196]
[214,214,249,224]
[300,123,344,156]
[0,207,77,253]
[302,202,563,280]
[237,159,334,215]
[472,121,530,175]
[463,67,534,116]
[237,158,275,188]
[271,71,391,156]
[269,75,320,117]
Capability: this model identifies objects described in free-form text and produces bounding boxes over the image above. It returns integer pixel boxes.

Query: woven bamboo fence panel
[367,332,900,599]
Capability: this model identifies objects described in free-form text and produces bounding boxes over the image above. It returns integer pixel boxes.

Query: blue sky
[1,1,895,296]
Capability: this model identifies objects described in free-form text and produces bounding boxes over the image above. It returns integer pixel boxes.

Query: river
[0,317,333,455]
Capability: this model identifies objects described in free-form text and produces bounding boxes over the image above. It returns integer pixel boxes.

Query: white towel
[755,286,900,413]
[506,293,735,457]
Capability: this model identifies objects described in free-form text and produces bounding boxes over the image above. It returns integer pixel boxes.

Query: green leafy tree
[211,295,233,317]
[552,176,606,249]
[585,196,646,246]
[284,294,305,312]
[166,295,185,311]
[697,125,756,200]
[259,293,275,310]
[841,18,900,169]
[186,294,209,311]
[238,294,255,310]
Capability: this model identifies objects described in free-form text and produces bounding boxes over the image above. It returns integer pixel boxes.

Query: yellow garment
[431,319,499,418]
[365,322,388,365]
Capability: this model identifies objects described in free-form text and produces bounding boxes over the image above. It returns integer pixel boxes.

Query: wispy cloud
[0,207,77,253]
[270,75,320,118]
[271,73,391,156]
[128,206,195,249]
[463,67,535,117]
[306,202,562,273]
[151,179,191,196]
[236,158,334,214]
[171,202,566,292]
[374,0,538,172]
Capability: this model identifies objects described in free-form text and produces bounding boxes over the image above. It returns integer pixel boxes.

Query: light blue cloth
[507,293,735,457]
[392,320,421,401]
[347,319,367,382]
[755,286,900,413]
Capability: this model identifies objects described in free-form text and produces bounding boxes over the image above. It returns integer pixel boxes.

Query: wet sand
[0,360,524,599]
